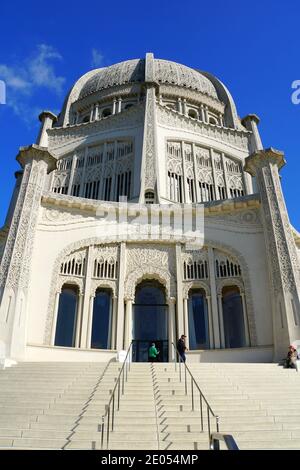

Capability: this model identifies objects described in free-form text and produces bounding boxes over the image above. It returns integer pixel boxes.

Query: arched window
[209,116,217,125]
[145,191,155,204]
[188,109,198,119]
[222,286,246,348]
[188,289,210,349]
[82,116,90,123]
[102,108,112,118]
[91,289,112,349]
[55,285,79,347]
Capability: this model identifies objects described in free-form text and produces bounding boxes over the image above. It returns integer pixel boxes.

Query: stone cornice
[41,191,260,217]
[72,83,142,112]
[48,103,145,152]
[244,148,286,176]
[159,84,225,114]
[17,144,57,173]
[157,104,251,152]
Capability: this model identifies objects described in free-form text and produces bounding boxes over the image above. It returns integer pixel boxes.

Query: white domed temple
[1,52,300,366]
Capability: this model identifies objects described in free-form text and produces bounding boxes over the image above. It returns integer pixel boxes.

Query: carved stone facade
[0,54,298,363]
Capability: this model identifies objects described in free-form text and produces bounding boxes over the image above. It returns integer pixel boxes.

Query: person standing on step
[148,342,160,362]
[177,334,188,363]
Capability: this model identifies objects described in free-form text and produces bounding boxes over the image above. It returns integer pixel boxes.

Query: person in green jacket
[148,343,160,362]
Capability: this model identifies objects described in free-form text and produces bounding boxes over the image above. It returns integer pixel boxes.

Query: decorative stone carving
[158,105,249,151]
[142,86,157,190]
[125,244,176,298]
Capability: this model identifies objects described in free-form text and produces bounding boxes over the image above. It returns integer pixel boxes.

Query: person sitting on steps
[283,345,298,369]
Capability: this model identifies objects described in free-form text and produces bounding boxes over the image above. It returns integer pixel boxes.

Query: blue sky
[0,0,299,229]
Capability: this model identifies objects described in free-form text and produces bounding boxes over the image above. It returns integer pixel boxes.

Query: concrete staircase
[0,361,299,450]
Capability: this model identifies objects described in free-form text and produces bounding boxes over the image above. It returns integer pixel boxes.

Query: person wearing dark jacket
[177,335,188,363]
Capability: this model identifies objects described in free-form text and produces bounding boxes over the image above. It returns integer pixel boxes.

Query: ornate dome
[78,57,219,101]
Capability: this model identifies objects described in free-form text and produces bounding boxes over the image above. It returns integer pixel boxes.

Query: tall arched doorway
[132,280,168,362]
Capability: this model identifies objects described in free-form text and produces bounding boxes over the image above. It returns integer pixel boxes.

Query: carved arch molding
[44,237,257,346]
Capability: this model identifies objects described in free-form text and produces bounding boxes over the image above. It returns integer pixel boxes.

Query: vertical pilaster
[67,153,77,196]
[124,298,133,349]
[116,242,126,351]
[218,294,225,348]
[110,295,118,350]
[245,148,300,360]
[51,291,61,345]
[80,246,94,347]
[86,295,95,348]
[75,293,84,348]
[207,295,215,349]
[183,297,190,349]
[221,152,230,199]
[175,244,184,337]
[0,145,56,360]
[208,247,220,348]
[168,297,176,361]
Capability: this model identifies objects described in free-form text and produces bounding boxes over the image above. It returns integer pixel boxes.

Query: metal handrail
[172,342,220,447]
[210,432,239,450]
[100,342,133,449]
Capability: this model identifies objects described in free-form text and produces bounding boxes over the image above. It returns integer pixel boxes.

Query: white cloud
[0,44,66,125]
[91,48,104,68]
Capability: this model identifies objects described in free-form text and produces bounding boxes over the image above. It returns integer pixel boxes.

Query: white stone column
[182,99,187,116]
[112,98,117,115]
[192,143,201,202]
[95,104,100,120]
[90,104,94,122]
[209,148,218,200]
[241,292,250,347]
[110,295,118,350]
[36,111,57,147]
[51,291,60,345]
[111,140,118,201]
[218,294,225,348]
[206,295,214,349]
[208,247,220,348]
[116,242,126,351]
[175,244,184,337]
[117,97,122,113]
[168,297,176,361]
[80,246,94,347]
[221,152,230,199]
[177,97,183,114]
[181,142,189,203]
[204,106,209,122]
[67,153,77,196]
[86,295,95,348]
[124,298,133,350]
[183,297,190,349]
[79,147,88,197]
[200,104,205,122]
[75,293,84,348]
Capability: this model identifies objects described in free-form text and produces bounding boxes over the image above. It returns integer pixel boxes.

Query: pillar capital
[17,144,57,173]
[244,148,285,177]
[168,297,176,305]
[241,113,260,126]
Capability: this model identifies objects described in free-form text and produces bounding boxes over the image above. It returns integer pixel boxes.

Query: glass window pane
[222,288,246,348]
[91,290,111,349]
[188,290,209,349]
[55,286,78,347]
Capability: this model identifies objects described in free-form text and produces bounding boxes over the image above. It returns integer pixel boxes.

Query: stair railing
[99,342,133,450]
[172,342,220,448]
[210,432,239,450]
